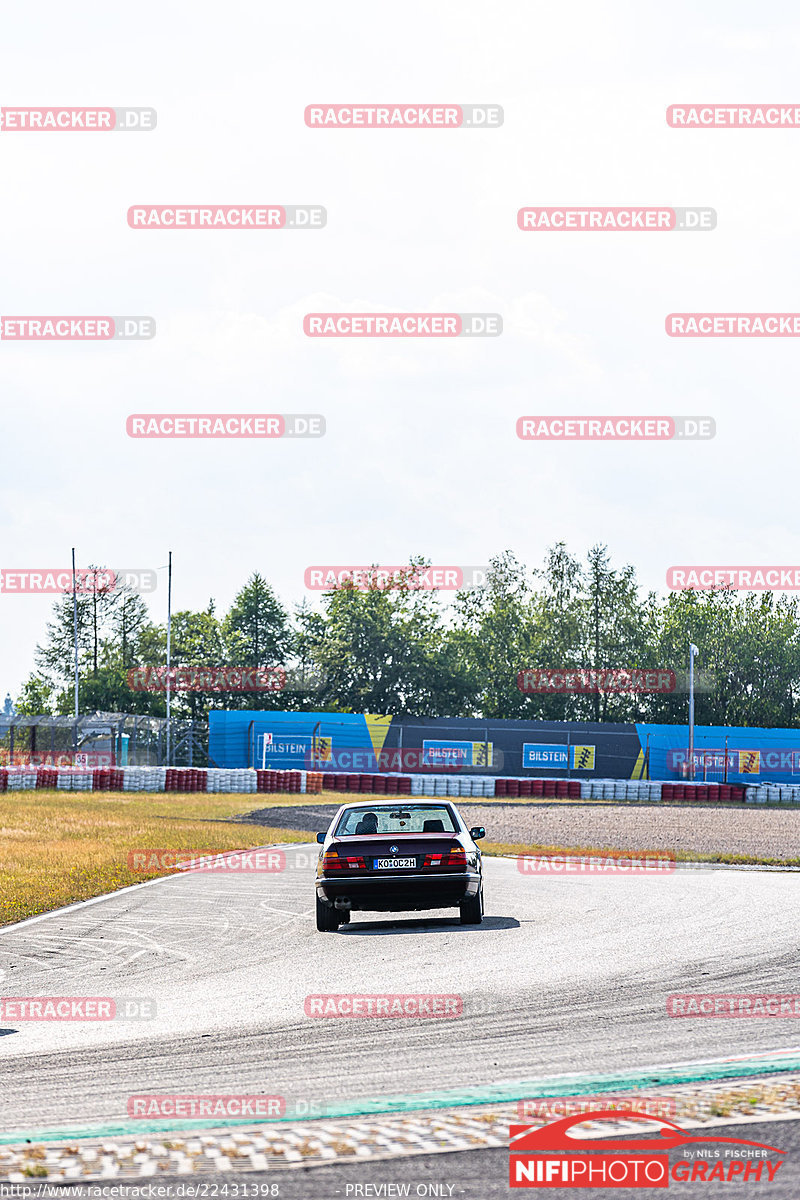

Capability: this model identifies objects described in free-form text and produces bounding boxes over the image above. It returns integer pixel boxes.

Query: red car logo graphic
[510,1108,785,1154]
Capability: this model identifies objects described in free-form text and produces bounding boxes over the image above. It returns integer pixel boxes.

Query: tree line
[16,545,800,728]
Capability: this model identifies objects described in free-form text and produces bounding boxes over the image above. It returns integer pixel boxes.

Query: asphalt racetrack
[2,846,800,1140]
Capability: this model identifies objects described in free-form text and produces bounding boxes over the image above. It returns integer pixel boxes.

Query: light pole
[166,551,172,766]
[688,642,699,781]
[72,548,79,719]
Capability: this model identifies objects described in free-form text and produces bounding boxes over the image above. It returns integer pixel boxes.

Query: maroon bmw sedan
[314,800,485,931]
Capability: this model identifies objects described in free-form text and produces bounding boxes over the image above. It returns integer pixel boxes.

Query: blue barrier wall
[210,710,800,782]
[637,723,800,784]
[208,710,642,777]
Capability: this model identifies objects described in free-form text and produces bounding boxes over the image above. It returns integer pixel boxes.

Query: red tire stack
[555,781,569,798]
[568,781,581,798]
[543,780,557,798]
[372,774,387,794]
[385,776,399,795]
[0,768,7,792]
[397,775,411,795]
[531,779,544,797]
[518,779,532,798]
[495,779,507,797]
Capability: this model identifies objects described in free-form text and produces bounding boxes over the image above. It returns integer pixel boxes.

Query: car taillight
[322,851,367,871]
[423,846,468,869]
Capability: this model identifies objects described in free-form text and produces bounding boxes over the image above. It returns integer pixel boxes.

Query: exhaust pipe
[334,897,352,910]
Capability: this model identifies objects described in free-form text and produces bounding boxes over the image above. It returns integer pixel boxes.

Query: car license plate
[374,857,416,869]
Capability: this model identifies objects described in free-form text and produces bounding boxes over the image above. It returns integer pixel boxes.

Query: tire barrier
[581,779,664,803]
[661,782,746,803]
[93,768,125,791]
[0,765,768,801]
[745,783,800,804]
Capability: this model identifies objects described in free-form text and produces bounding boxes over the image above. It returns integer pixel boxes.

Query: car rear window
[334,805,458,836]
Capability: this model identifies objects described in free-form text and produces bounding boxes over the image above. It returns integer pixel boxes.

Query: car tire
[460,885,484,925]
[316,894,339,932]
[338,910,351,924]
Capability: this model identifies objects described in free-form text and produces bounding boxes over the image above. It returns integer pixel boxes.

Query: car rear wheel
[338,909,351,924]
[460,885,484,925]
[316,894,340,932]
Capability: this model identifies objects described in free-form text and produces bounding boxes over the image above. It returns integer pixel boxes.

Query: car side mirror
[316,832,326,844]
[469,827,486,841]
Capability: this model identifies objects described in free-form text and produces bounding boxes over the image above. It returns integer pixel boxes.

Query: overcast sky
[2,0,799,697]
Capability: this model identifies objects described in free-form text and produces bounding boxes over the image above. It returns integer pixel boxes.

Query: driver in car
[355,812,379,835]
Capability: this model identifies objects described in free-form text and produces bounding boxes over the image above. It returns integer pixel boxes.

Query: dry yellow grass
[0,790,308,928]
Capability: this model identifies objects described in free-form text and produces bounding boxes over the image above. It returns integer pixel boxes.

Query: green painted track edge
[5,1050,800,1144]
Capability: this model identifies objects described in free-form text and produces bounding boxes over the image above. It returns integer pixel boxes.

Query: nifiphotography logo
[509,1110,785,1187]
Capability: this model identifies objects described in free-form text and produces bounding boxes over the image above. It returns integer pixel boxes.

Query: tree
[15,675,55,715]
[451,551,538,718]
[222,574,292,667]
[577,545,655,722]
[304,562,473,715]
